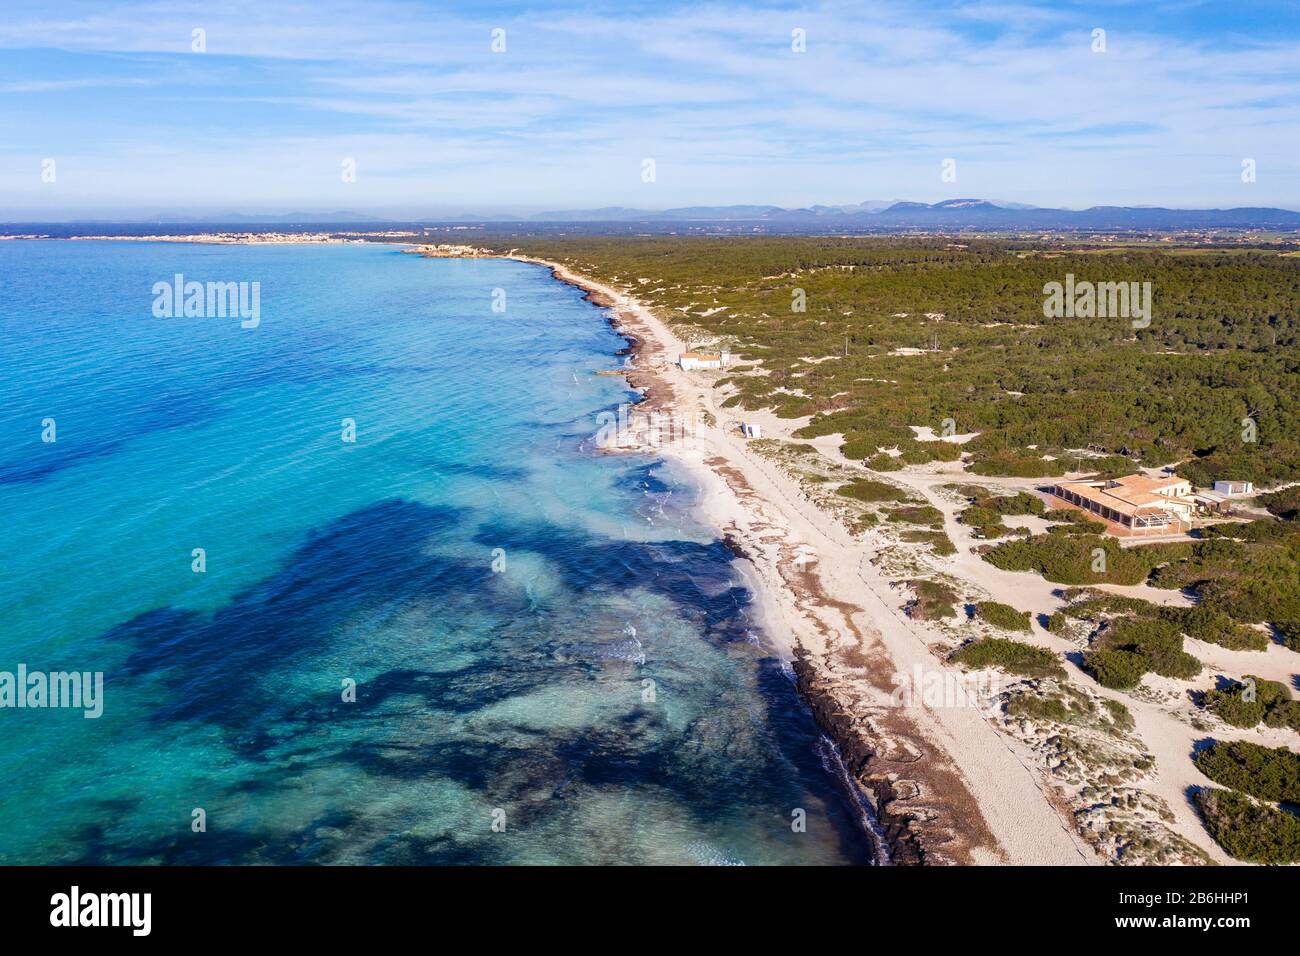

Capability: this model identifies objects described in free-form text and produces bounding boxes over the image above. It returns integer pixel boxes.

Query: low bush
[1046,517,1108,535]
[975,601,1032,632]
[867,453,904,472]
[1260,486,1300,522]
[979,492,1046,516]
[1195,788,1300,864]
[837,479,908,503]
[1203,676,1300,731]
[905,579,958,620]
[1164,606,1268,651]
[951,638,1065,678]
[1007,693,1081,723]
[1084,649,1149,689]
[1102,697,1135,730]
[889,505,944,527]
[959,505,1004,529]
[1097,618,1201,681]
[899,530,957,556]
[1195,740,1300,804]
[967,453,1064,478]
[1276,620,1300,652]
[984,534,1193,587]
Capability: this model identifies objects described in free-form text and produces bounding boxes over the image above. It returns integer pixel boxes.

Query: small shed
[1213,480,1253,496]
[740,422,762,439]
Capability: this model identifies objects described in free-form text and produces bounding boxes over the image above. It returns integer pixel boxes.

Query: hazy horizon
[8,196,1300,225]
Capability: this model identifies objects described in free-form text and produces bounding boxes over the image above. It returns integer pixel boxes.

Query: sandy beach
[481,250,1105,864]
[431,245,1287,868]
[27,232,1252,865]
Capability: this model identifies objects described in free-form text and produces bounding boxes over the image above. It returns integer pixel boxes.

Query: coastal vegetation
[904,579,958,620]
[1195,740,1300,804]
[1195,788,1300,864]
[956,489,1046,538]
[973,600,1032,632]
[1084,618,1201,688]
[1058,589,1266,652]
[509,236,1300,486]
[952,637,1065,678]
[988,527,1292,651]
[836,478,909,503]
[501,235,1300,864]
[1202,677,1300,731]
[983,534,1190,586]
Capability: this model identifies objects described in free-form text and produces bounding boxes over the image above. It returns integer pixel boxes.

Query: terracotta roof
[1056,477,1193,518]
[1109,474,1188,494]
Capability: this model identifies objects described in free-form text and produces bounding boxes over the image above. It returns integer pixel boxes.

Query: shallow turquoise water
[0,240,867,864]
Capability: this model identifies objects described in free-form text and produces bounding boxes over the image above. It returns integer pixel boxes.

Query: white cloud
[1,0,1298,210]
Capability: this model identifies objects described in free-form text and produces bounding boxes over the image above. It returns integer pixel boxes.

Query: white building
[1213,480,1254,496]
[740,422,762,439]
[678,350,731,371]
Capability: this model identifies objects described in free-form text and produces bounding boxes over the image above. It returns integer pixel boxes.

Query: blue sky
[3,0,1300,218]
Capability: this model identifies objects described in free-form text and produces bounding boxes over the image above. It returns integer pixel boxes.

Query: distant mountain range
[524,199,1300,230]
[8,199,1300,234]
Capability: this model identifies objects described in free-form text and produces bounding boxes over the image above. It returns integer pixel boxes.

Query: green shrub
[982,492,1046,516]
[959,505,1004,528]
[1046,611,1068,634]
[968,453,1064,478]
[840,438,878,460]
[1102,697,1135,730]
[1260,486,1300,522]
[1204,681,1267,728]
[1162,606,1268,651]
[957,505,1014,539]
[984,534,1192,587]
[836,479,908,503]
[1204,676,1300,731]
[975,601,1032,632]
[905,579,958,620]
[1097,618,1201,681]
[867,453,904,472]
[1084,649,1149,689]
[1196,788,1300,864]
[1276,620,1300,652]
[1007,693,1081,723]
[1195,740,1300,803]
[889,505,944,526]
[1047,517,1108,535]
[951,638,1065,678]
[898,530,957,556]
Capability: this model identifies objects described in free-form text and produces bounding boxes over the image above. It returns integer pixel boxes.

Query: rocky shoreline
[409,243,1077,867]
[790,649,927,864]
[513,253,936,865]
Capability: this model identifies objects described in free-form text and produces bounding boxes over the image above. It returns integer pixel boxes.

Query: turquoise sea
[0,240,868,864]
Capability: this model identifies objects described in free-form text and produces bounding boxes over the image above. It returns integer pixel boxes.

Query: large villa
[1046,474,1227,535]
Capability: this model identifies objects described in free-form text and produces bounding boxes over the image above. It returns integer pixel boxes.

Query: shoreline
[448,248,1075,864]
[25,236,1236,865]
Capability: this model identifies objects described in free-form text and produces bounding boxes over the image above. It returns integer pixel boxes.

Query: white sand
[526,257,1095,864]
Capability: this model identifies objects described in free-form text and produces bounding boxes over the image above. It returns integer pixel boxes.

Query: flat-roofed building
[1213,480,1253,496]
[1048,473,1196,534]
